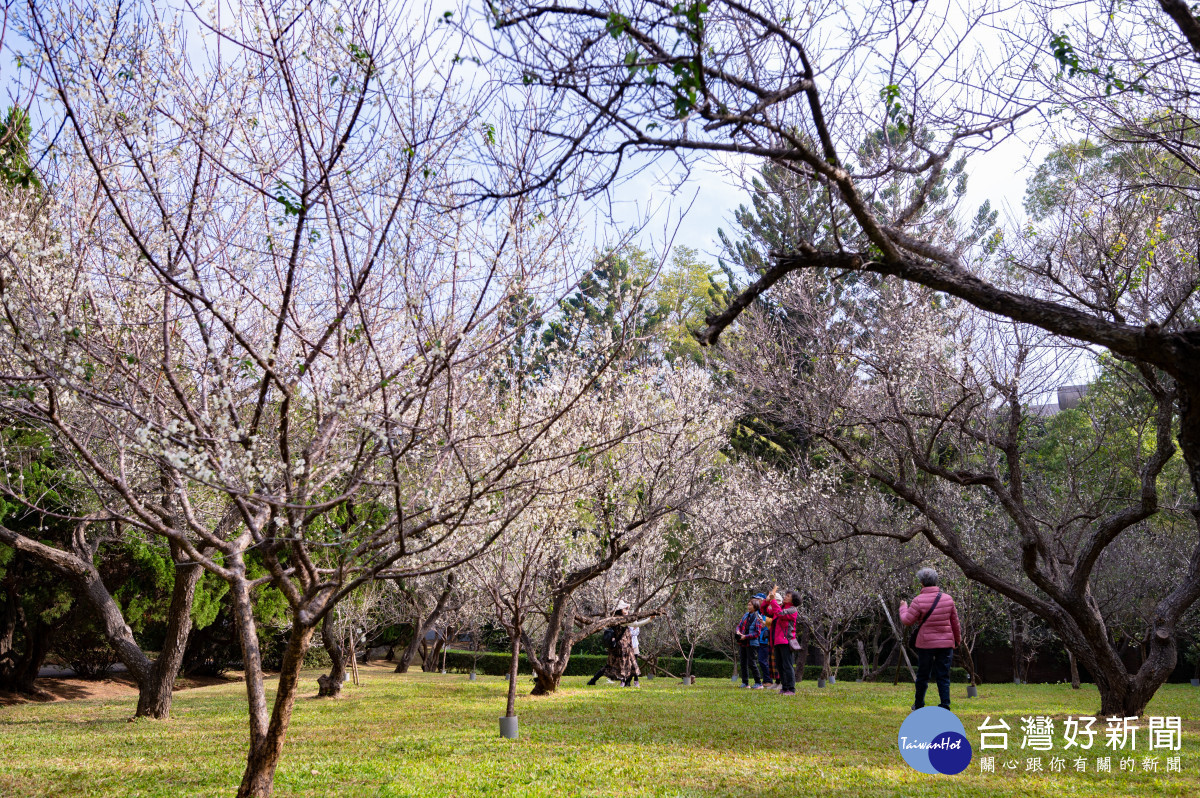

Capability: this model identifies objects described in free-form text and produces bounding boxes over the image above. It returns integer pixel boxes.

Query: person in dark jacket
[899,567,962,710]
[735,600,764,688]
[761,586,801,695]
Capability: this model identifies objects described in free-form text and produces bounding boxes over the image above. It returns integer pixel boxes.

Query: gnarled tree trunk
[525,608,574,696]
[317,614,346,698]
[395,575,454,674]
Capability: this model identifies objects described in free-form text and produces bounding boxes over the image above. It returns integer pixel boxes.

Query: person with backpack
[899,567,962,710]
[735,599,764,688]
[586,602,647,687]
[761,586,802,696]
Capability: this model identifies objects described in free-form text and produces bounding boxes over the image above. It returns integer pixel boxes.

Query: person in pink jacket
[761,586,801,695]
[899,567,962,710]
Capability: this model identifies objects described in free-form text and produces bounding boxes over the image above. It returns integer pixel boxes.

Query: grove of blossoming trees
[0,0,658,793]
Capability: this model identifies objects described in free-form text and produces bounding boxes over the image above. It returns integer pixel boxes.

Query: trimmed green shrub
[438,652,970,683]
[441,651,737,679]
[794,665,970,683]
[304,646,332,669]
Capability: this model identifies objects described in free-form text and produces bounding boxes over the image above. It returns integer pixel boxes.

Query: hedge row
[792,665,971,684]
[439,651,969,683]
[734,663,969,683]
[441,651,737,678]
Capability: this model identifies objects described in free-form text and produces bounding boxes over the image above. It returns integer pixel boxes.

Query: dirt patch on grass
[0,672,238,707]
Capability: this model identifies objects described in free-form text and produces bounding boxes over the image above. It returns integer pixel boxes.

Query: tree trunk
[395,576,455,674]
[1010,615,1023,682]
[1021,647,1038,684]
[439,626,455,673]
[0,581,45,694]
[5,616,53,694]
[865,642,899,682]
[236,621,316,798]
[820,646,832,680]
[527,589,575,696]
[0,582,17,668]
[525,541,638,694]
[525,622,573,696]
[1068,648,1081,690]
[868,627,882,670]
[794,625,811,681]
[530,663,564,695]
[394,619,422,674]
[1059,619,1178,717]
[317,614,345,698]
[423,633,449,672]
[957,643,980,687]
[134,554,205,718]
[505,633,520,717]
[229,569,270,764]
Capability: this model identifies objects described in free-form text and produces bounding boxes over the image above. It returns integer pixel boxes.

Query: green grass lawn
[1,665,1198,797]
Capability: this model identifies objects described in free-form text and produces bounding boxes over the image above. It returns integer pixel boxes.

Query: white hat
[614,600,630,611]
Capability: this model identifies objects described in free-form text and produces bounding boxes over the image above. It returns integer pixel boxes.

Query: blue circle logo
[897,707,973,775]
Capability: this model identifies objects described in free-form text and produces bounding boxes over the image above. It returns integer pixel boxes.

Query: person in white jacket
[627,615,652,687]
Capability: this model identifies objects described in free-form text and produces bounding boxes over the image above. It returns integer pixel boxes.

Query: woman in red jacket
[899,567,962,710]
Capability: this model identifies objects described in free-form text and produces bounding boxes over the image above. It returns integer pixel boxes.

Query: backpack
[602,626,618,651]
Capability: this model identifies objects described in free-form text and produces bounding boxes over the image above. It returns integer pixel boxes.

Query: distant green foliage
[0,424,85,685]
[537,247,663,366]
[653,246,733,366]
[499,244,729,388]
[0,107,39,190]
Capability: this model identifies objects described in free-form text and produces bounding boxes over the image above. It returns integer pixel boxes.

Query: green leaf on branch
[1049,32,1144,95]
[606,12,630,39]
